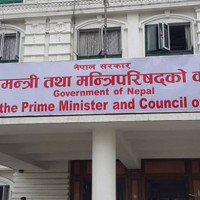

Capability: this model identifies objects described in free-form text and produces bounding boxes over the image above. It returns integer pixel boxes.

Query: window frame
[145,22,193,57]
[77,28,102,58]
[77,26,122,60]
[158,22,170,51]
[0,176,13,200]
[0,31,20,63]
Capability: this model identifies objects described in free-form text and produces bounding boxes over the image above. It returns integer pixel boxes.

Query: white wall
[1,2,197,62]
[23,17,72,62]
[0,171,14,182]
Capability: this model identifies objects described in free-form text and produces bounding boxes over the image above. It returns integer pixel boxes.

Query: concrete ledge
[0,112,200,125]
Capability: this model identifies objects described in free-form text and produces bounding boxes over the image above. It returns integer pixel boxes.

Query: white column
[92,128,116,200]
[24,18,47,62]
[127,13,142,58]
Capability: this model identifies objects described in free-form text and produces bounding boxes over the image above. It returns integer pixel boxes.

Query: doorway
[147,179,188,200]
[83,178,125,200]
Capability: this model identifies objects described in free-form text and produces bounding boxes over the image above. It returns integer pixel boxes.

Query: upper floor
[0,0,200,63]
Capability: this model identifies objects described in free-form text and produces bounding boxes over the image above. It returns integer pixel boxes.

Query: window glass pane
[106,28,121,55]
[3,186,9,200]
[79,30,100,56]
[0,0,23,3]
[184,25,192,50]
[3,33,16,60]
[158,23,163,49]
[146,25,158,51]
[164,23,170,49]
[15,31,20,59]
[170,25,187,50]
[0,34,3,58]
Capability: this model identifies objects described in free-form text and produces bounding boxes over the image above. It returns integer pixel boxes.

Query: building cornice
[0,0,199,20]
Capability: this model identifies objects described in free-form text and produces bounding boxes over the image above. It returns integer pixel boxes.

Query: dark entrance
[83,179,92,200]
[147,180,188,200]
[83,178,125,200]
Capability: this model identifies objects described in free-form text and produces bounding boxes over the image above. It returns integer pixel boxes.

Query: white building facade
[1,0,200,200]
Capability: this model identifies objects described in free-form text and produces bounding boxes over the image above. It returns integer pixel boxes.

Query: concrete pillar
[24,18,47,62]
[127,13,142,57]
[92,128,116,200]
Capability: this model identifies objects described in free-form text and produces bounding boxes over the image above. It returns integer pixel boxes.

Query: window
[0,186,9,200]
[0,32,20,63]
[77,27,122,59]
[145,22,193,56]
[0,0,23,4]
